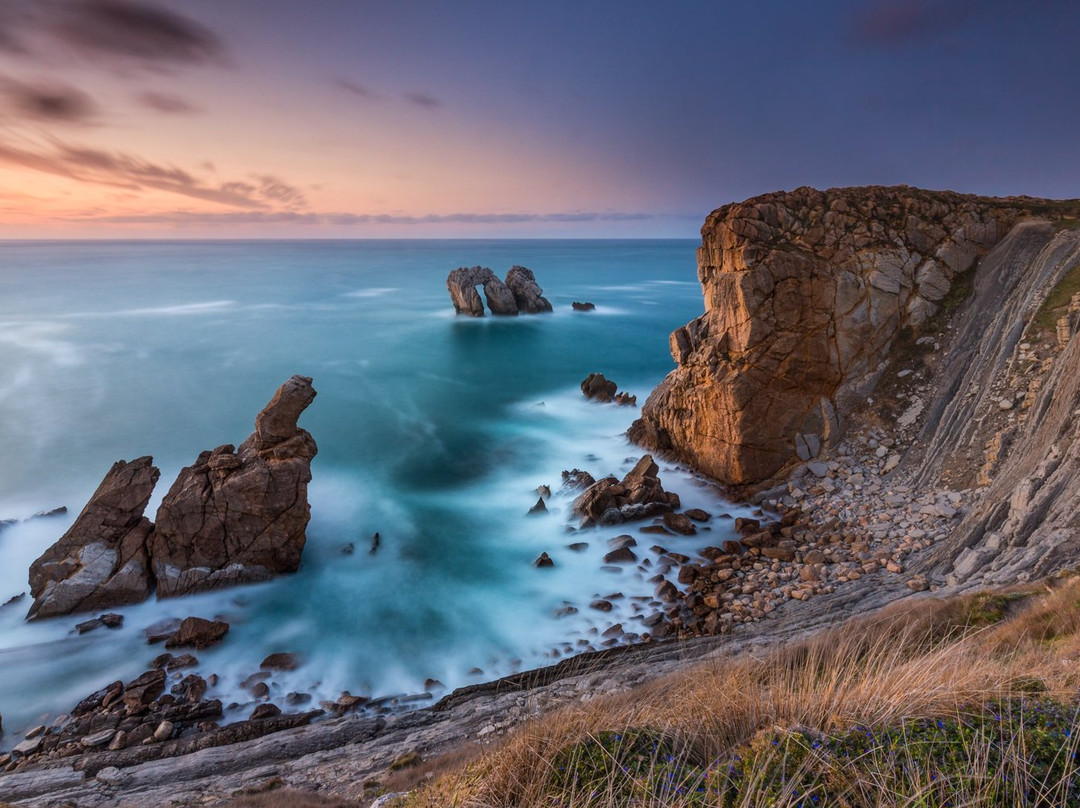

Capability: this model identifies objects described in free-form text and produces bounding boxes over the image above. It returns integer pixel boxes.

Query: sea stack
[150,375,318,598]
[27,457,159,619]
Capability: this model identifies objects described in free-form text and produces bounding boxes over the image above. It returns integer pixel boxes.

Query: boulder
[27,457,159,619]
[260,652,300,671]
[572,301,596,311]
[149,376,318,598]
[573,455,680,524]
[505,266,553,313]
[164,617,230,650]
[446,266,518,316]
[581,373,618,402]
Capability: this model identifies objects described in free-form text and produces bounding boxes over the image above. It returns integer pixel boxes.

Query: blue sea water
[0,239,750,743]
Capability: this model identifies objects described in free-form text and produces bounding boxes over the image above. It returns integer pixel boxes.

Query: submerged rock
[27,457,159,620]
[572,301,596,311]
[149,376,318,598]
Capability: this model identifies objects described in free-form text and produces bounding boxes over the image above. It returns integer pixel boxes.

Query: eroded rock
[505,266,552,313]
[149,376,318,598]
[573,455,680,525]
[28,457,159,619]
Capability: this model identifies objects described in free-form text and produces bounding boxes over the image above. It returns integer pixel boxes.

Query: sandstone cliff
[630,186,1070,485]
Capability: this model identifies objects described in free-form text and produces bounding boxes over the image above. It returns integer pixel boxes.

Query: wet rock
[144,618,182,644]
[561,469,596,490]
[589,599,613,612]
[527,497,548,515]
[663,512,697,535]
[684,508,712,522]
[534,552,554,568]
[603,546,638,564]
[29,506,68,520]
[100,612,124,628]
[567,542,589,552]
[27,457,159,619]
[164,617,230,650]
[76,617,103,634]
[505,266,553,313]
[573,455,680,524]
[572,301,596,311]
[122,670,167,713]
[446,266,518,316]
[150,376,318,598]
[581,373,618,402]
[249,704,281,720]
[260,652,300,671]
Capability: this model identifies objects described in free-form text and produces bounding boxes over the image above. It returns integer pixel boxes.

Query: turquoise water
[0,240,749,742]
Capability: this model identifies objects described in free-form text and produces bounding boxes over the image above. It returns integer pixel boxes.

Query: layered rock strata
[26,376,317,617]
[629,186,1058,485]
[446,265,551,316]
[27,458,160,619]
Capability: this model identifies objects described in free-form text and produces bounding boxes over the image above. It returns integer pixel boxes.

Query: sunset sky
[0,0,1077,238]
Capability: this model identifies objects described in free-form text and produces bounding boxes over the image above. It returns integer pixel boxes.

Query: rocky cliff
[630,185,1072,485]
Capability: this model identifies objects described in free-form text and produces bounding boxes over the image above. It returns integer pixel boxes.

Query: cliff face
[630,186,1048,485]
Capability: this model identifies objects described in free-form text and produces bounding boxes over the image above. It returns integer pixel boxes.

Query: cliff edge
[630,185,1073,485]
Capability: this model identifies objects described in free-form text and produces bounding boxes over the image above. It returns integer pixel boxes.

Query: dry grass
[404,575,1080,807]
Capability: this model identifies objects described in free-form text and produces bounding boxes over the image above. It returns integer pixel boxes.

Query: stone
[446,266,517,316]
[581,373,618,402]
[27,456,159,619]
[153,720,174,741]
[150,376,318,598]
[573,455,680,524]
[527,497,548,515]
[533,552,554,568]
[561,469,596,490]
[249,704,281,720]
[260,652,300,671]
[684,508,712,522]
[505,266,553,313]
[629,186,1030,484]
[165,617,230,650]
[122,670,167,713]
[663,512,697,535]
[589,599,613,612]
[12,736,42,755]
[654,580,678,602]
[603,546,637,564]
[806,461,829,478]
[572,301,596,311]
[81,728,115,748]
[144,618,182,644]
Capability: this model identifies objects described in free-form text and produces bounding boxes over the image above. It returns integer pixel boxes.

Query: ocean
[0,239,751,743]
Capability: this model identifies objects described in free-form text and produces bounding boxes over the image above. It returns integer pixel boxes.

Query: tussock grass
[405,576,1080,807]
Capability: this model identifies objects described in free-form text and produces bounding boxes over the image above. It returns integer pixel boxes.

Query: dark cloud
[403,91,441,109]
[2,78,97,122]
[0,133,307,209]
[851,0,977,45]
[137,90,198,113]
[54,1,225,67]
[333,78,381,101]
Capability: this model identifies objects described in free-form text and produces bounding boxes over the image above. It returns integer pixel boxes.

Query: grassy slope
[391,576,1080,808]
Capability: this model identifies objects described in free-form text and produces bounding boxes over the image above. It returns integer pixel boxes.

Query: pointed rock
[149,376,318,598]
[27,457,159,620]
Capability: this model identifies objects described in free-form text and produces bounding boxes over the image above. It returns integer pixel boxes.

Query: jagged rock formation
[573,455,680,526]
[446,265,550,316]
[505,266,553,313]
[581,373,636,405]
[150,375,318,598]
[25,377,317,617]
[895,224,1080,585]
[27,458,160,619]
[629,185,1072,485]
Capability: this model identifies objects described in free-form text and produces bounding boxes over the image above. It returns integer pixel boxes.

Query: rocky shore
[6,185,1080,806]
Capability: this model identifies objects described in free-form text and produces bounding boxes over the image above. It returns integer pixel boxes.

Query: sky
[0,0,1077,238]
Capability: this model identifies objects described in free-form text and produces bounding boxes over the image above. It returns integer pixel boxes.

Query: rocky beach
[4,186,1080,806]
